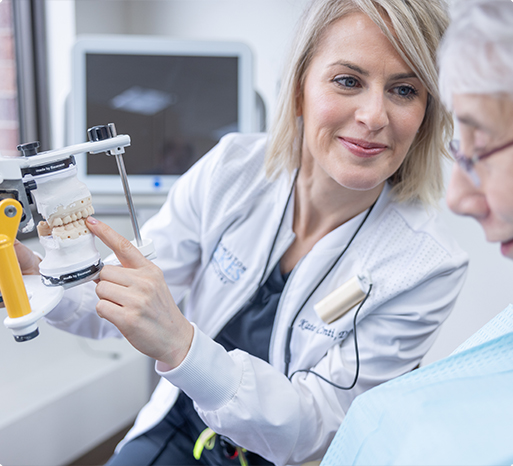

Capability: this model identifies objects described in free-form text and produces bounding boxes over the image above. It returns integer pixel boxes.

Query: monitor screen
[71,35,255,195]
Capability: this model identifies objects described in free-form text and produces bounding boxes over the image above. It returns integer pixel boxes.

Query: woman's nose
[354,91,389,131]
[446,163,489,219]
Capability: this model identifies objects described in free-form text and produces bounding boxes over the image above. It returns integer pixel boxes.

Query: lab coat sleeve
[45,282,121,338]
[157,252,468,465]
[156,326,300,465]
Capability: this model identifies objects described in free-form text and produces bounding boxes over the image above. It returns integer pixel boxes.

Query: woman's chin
[335,176,387,193]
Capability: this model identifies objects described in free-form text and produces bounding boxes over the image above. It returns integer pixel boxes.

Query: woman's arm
[87,217,194,367]
[87,215,467,464]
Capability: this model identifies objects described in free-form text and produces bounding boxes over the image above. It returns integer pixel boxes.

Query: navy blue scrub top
[215,261,290,362]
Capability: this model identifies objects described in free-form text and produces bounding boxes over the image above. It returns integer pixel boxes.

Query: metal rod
[114,153,143,247]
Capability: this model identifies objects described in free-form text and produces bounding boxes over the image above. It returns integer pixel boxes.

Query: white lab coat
[47,133,468,465]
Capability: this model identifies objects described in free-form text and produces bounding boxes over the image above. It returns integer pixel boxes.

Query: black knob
[87,125,111,142]
[87,123,117,142]
[17,141,40,157]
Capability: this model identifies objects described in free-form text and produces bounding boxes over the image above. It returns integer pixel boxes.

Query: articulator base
[3,276,64,342]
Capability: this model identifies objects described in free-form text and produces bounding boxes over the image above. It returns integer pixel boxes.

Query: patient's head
[439,0,513,260]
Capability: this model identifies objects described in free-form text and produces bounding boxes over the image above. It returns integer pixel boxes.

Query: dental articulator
[0,123,155,342]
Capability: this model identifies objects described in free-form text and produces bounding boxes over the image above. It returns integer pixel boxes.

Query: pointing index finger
[86,217,148,269]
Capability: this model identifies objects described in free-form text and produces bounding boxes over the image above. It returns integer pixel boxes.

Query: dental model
[31,170,102,288]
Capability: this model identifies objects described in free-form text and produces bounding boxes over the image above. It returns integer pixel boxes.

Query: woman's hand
[86,217,194,369]
[14,239,42,275]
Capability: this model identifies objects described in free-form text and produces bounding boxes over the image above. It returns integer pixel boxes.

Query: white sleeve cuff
[156,323,243,412]
[45,285,87,323]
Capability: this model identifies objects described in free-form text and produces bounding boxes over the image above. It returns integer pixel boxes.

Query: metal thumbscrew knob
[16,141,40,157]
[4,206,17,217]
[87,123,117,142]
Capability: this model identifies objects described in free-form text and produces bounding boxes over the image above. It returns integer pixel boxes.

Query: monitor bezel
[71,34,255,195]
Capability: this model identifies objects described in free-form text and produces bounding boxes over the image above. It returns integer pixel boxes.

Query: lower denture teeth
[53,227,64,237]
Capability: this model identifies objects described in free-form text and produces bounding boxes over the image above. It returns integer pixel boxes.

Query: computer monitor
[70,35,255,195]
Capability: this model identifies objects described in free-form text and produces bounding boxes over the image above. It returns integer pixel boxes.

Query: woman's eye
[334,76,360,88]
[393,85,418,99]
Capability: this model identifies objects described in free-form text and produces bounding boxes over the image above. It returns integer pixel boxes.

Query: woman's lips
[338,137,388,157]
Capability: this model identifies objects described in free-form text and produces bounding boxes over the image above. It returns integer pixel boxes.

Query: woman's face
[298,12,428,192]
[447,94,513,259]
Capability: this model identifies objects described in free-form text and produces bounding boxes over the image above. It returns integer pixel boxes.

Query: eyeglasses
[449,138,513,186]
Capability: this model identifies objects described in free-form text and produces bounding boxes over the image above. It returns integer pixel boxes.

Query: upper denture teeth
[44,196,95,240]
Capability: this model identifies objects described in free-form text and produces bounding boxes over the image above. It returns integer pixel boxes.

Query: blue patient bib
[321,304,513,465]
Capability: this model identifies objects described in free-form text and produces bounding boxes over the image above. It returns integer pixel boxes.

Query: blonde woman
[16,0,467,464]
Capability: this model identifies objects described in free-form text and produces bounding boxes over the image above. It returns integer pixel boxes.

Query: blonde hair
[265,0,453,206]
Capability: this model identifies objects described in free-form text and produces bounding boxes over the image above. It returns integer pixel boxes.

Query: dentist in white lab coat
[16,0,468,464]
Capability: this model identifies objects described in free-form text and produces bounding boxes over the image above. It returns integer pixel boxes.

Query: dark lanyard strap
[283,199,377,377]
[253,169,299,293]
